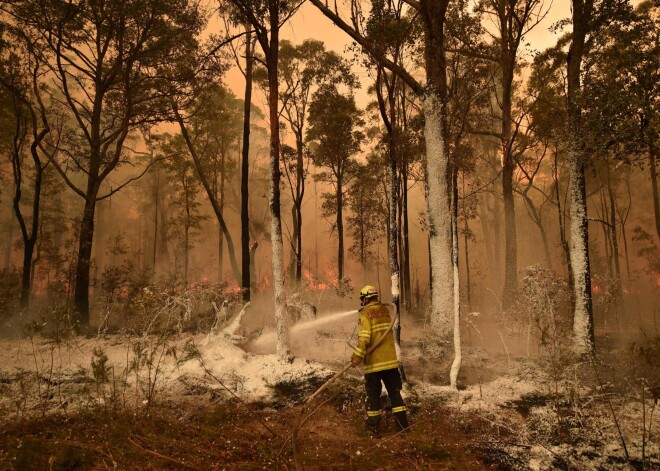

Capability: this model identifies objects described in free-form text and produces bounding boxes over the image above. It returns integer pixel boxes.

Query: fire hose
[291,303,399,470]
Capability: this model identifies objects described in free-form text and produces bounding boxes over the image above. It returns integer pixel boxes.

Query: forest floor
[0,309,658,470]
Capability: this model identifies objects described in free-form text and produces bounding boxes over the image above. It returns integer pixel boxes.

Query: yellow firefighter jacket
[351,300,399,374]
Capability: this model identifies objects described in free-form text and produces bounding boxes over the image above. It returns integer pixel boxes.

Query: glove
[350,357,361,367]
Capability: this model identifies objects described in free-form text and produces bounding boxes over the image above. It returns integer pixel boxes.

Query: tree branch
[309,0,424,96]
[96,157,164,201]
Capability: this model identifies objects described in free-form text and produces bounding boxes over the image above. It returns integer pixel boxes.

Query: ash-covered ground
[0,298,657,470]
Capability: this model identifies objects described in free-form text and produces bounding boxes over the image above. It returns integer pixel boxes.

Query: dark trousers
[365,368,408,432]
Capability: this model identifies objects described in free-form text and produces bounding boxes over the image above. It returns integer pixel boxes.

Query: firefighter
[351,285,408,437]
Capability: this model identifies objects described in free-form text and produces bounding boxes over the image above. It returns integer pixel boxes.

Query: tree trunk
[422,94,453,331]
[464,215,472,311]
[10,104,49,308]
[184,222,190,286]
[420,0,452,332]
[462,175,472,311]
[20,237,36,307]
[621,215,631,283]
[605,159,622,299]
[31,204,45,288]
[598,185,613,278]
[568,155,595,352]
[397,178,405,307]
[650,144,660,240]
[449,160,461,388]
[360,208,366,282]
[152,172,160,277]
[295,132,304,286]
[337,180,344,282]
[241,27,253,303]
[266,5,289,359]
[478,201,496,288]
[521,191,553,271]
[376,67,406,381]
[567,0,595,354]
[174,107,242,284]
[13,161,43,309]
[74,194,98,326]
[289,206,298,283]
[3,215,13,272]
[249,241,258,290]
[554,150,574,292]
[621,175,632,283]
[184,182,191,287]
[501,63,518,307]
[400,87,412,312]
[219,152,226,282]
[402,160,411,312]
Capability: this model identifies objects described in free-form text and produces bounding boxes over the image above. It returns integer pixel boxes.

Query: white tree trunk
[270,195,289,358]
[391,273,405,380]
[423,94,453,332]
[568,151,594,354]
[449,194,461,389]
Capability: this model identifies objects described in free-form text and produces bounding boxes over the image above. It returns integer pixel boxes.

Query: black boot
[394,411,408,432]
[366,416,381,438]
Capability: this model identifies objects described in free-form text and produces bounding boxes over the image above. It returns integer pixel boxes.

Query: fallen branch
[222,301,249,340]
[128,436,201,470]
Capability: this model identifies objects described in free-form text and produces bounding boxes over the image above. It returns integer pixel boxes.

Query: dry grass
[0,392,494,470]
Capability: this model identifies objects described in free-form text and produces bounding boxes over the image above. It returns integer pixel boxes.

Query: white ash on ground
[411,351,660,470]
[178,333,334,402]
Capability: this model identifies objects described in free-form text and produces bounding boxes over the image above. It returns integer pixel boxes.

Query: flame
[303,269,329,290]
[259,275,271,290]
[591,281,602,294]
[324,268,339,286]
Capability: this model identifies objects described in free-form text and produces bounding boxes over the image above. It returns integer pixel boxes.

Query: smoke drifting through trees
[0,0,658,381]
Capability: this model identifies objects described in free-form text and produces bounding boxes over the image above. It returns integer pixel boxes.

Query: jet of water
[248,309,358,350]
[290,310,357,334]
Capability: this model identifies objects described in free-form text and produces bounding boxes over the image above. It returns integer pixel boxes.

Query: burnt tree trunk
[605,159,622,300]
[294,131,305,286]
[218,151,226,282]
[241,27,253,303]
[402,154,411,311]
[74,191,99,326]
[10,111,49,308]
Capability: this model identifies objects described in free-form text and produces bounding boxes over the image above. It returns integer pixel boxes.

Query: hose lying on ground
[291,303,400,470]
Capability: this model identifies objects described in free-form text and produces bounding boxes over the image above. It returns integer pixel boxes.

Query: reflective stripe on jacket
[351,301,398,374]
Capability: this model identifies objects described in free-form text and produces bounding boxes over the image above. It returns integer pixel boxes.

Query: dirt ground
[0,392,494,470]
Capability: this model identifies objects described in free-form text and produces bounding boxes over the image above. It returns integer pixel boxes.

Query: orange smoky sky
[219,0,572,109]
